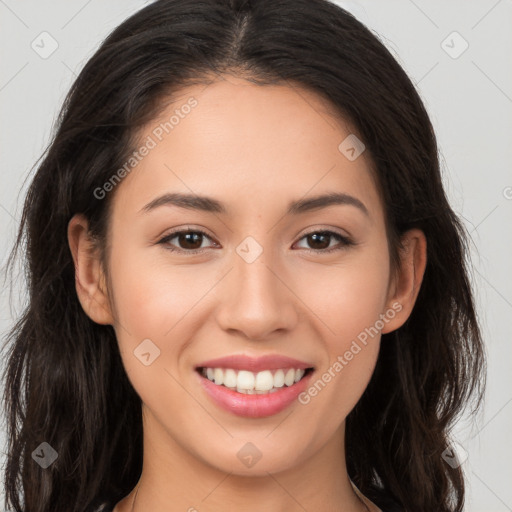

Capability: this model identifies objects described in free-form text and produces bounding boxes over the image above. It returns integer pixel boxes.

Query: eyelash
[157,228,355,255]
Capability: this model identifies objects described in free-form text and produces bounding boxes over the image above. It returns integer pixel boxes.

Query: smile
[198,367,312,394]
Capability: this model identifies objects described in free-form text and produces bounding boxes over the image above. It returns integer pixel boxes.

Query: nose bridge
[215,237,297,339]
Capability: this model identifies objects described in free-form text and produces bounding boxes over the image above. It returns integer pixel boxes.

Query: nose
[215,247,298,341]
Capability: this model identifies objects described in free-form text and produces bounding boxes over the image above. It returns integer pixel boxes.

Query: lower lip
[196,370,314,418]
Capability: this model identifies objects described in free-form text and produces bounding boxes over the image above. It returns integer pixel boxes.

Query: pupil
[308,232,329,249]
[180,232,202,249]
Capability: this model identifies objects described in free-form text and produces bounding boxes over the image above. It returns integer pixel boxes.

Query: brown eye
[295,230,354,253]
[174,232,204,250]
[158,229,217,253]
[305,232,331,250]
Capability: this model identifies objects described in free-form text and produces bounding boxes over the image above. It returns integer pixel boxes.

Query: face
[70,75,424,479]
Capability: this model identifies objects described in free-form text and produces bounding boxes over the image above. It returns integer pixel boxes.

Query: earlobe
[67,214,114,325]
[381,228,427,334]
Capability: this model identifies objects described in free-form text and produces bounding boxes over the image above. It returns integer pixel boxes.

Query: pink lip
[195,354,313,372]
[196,369,314,418]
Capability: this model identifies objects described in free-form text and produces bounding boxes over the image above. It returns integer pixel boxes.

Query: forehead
[111,76,384,224]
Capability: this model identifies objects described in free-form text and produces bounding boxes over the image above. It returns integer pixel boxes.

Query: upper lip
[195,354,314,372]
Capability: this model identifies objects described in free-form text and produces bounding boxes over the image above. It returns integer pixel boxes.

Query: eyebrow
[140,191,369,217]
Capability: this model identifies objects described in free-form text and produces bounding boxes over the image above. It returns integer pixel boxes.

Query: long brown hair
[1,1,486,510]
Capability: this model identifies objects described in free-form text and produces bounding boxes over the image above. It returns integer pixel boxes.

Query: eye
[157,228,218,253]
[157,228,355,254]
[294,230,355,253]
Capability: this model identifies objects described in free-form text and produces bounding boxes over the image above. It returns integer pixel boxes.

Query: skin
[68,75,427,512]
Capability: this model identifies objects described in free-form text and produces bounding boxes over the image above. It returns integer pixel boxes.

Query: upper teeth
[201,368,307,394]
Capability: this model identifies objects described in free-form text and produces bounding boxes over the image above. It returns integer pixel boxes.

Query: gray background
[1,0,511,510]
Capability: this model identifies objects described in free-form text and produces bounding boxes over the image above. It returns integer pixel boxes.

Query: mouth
[194,354,316,418]
[196,366,315,395]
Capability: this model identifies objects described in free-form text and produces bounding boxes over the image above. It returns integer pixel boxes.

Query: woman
[1,0,485,511]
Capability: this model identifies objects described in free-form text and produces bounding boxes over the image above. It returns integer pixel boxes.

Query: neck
[116,408,375,512]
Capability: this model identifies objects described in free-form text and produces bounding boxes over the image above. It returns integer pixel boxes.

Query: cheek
[108,245,212,337]
[293,244,390,347]
[109,236,390,353]
[292,246,389,416]
[106,247,216,400]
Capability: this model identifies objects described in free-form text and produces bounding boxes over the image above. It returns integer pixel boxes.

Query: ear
[67,213,114,325]
[381,228,427,334]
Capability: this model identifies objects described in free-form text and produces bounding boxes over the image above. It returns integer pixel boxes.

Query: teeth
[255,370,273,391]
[213,368,224,386]
[237,370,255,390]
[273,369,285,388]
[223,369,237,388]
[284,369,295,386]
[201,367,309,394]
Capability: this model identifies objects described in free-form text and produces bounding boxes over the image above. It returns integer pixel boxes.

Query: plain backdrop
[1,1,511,511]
